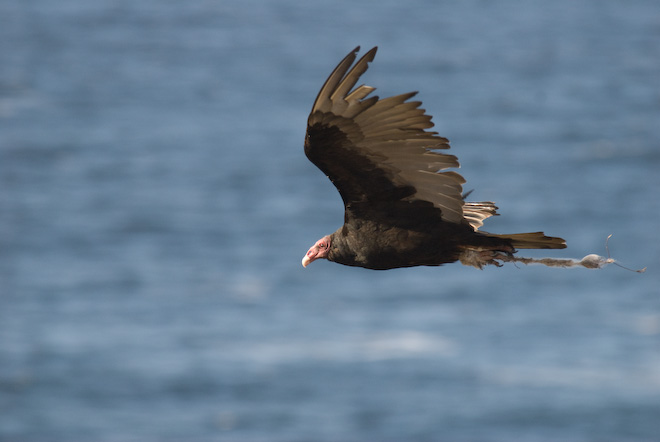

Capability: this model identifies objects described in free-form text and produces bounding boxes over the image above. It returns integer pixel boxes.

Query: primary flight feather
[302,46,566,270]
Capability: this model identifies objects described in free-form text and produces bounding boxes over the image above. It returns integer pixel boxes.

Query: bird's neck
[326,229,359,266]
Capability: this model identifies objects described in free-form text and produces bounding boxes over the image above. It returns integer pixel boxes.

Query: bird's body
[302,46,566,270]
[324,221,504,270]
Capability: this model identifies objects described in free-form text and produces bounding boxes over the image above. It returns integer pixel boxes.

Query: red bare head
[302,235,332,267]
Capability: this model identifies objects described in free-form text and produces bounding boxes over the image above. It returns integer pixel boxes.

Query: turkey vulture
[301,46,567,270]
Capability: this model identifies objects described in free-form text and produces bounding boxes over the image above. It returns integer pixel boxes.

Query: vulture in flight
[301,46,569,270]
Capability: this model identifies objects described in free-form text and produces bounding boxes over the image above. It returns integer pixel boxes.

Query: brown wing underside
[304,46,497,229]
[305,119,444,227]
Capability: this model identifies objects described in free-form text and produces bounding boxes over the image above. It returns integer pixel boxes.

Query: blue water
[2,0,659,440]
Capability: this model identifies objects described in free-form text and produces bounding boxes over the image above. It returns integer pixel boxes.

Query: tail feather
[491,232,567,250]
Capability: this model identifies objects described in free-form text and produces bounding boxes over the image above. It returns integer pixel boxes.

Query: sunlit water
[1,0,659,440]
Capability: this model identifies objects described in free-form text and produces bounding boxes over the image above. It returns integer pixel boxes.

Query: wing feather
[312,47,362,114]
[305,47,484,228]
[463,201,499,230]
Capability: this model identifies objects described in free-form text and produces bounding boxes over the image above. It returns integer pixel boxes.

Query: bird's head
[302,235,332,267]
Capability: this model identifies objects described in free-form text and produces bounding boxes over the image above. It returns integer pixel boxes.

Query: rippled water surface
[1,0,659,440]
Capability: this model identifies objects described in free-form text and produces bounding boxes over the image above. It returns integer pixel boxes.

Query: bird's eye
[319,243,326,249]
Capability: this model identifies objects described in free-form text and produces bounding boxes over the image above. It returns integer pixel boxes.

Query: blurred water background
[1,0,659,441]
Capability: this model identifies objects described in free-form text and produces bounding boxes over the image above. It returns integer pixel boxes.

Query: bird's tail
[491,232,566,249]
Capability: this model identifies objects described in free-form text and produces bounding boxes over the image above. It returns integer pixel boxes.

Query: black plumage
[302,46,566,270]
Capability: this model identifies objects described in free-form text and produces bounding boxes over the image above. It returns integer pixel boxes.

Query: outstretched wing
[305,46,492,228]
